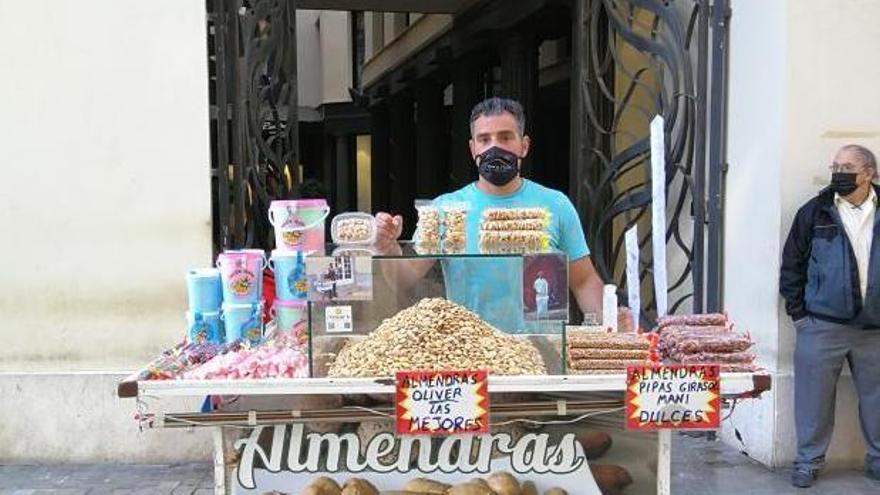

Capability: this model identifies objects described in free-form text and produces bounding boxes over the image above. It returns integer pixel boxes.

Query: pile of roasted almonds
[327,298,546,377]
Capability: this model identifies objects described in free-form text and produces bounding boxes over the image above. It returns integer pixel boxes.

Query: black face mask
[477,146,520,186]
[831,172,859,196]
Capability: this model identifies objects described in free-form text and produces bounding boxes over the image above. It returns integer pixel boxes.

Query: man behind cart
[373,97,605,330]
[780,144,880,488]
[372,96,627,492]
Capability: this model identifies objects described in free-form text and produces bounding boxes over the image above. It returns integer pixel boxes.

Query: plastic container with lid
[330,212,377,245]
[268,199,330,252]
[332,246,376,258]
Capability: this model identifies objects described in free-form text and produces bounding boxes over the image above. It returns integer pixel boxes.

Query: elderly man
[780,144,880,488]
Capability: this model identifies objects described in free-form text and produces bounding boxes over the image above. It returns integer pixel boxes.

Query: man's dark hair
[296,178,329,198]
[469,97,526,137]
[841,144,878,179]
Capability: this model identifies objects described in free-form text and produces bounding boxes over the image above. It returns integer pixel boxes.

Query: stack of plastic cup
[221,301,264,346]
[185,268,223,344]
[269,249,309,335]
[272,299,307,336]
[217,250,266,344]
[268,199,328,339]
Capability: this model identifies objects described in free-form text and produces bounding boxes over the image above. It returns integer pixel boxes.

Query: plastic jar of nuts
[330,212,377,245]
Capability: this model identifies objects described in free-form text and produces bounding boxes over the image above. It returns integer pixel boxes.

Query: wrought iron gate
[206,0,729,320]
[569,0,729,321]
[207,0,299,254]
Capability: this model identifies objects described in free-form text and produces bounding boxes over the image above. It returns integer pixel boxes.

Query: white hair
[840,144,878,179]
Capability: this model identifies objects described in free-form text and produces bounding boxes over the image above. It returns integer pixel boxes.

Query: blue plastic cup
[270,249,308,301]
[186,310,223,345]
[222,303,263,345]
[186,268,223,312]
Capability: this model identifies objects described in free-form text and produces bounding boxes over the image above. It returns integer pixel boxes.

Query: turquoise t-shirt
[433,179,590,332]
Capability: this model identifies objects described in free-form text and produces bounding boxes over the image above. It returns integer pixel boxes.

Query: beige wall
[0,1,360,463]
[722,0,880,468]
[0,0,212,371]
[0,372,211,462]
[318,11,354,104]
[297,10,323,110]
[297,10,353,109]
[0,11,357,380]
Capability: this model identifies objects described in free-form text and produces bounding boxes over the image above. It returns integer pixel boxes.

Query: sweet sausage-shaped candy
[568,359,655,370]
[656,313,727,328]
[340,478,379,495]
[567,332,652,350]
[487,472,521,495]
[567,348,651,359]
[403,478,450,494]
[672,351,756,364]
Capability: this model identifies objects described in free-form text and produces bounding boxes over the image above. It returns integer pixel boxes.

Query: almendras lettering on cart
[234,424,585,489]
[400,373,478,388]
[629,365,717,382]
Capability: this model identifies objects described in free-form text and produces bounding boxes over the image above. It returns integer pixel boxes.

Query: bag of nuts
[414,200,441,254]
[441,202,470,254]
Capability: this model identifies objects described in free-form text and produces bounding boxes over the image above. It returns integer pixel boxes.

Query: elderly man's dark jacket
[780,183,880,328]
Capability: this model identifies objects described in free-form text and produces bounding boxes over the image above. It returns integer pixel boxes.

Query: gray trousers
[794,315,880,471]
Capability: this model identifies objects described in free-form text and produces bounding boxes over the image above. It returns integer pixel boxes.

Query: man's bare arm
[569,255,604,317]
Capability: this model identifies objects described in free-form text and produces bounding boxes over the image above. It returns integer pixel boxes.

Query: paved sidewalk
[2,435,878,494]
[672,434,880,495]
[0,462,213,494]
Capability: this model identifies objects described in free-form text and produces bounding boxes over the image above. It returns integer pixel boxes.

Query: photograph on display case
[305,254,373,302]
[522,253,569,322]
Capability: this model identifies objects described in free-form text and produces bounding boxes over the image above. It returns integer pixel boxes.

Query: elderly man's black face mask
[831,172,859,196]
[476,146,520,186]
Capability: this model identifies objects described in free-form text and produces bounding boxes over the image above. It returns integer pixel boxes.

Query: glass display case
[305,242,569,378]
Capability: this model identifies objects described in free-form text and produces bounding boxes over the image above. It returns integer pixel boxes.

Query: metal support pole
[214,0,231,253]
[657,430,672,495]
[569,0,588,214]
[212,427,228,495]
[692,0,709,313]
[285,0,300,196]
[706,0,728,312]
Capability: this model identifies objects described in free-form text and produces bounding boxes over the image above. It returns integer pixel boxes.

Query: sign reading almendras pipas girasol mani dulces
[626,364,720,430]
